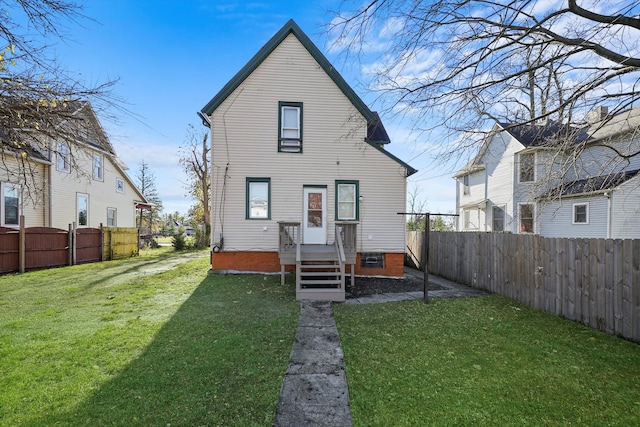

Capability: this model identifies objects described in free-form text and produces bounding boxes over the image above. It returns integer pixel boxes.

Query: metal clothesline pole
[398,212,459,304]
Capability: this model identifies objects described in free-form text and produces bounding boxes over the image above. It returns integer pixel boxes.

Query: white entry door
[303,187,327,244]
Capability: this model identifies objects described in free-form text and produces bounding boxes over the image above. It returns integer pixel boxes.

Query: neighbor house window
[77,193,89,226]
[519,152,535,182]
[116,178,124,193]
[278,102,302,153]
[335,180,358,220]
[107,207,117,226]
[463,175,470,195]
[573,203,589,224]
[246,178,270,219]
[57,142,70,173]
[492,205,505,231]
[1,182,20,226]
[93,154,103,181]
[519,203,534,233]
[463,210,471,230]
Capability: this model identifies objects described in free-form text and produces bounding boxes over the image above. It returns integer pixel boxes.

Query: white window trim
[492,204,506,232]
[518,152,536,183]
[116,178,124,194]
[56,142,71,173]
[77,192,89,227]
[1,182,21,227]
[93,153,104,181]
[107,207,117,226]
[518,203,535,234]
[572,202,589,224]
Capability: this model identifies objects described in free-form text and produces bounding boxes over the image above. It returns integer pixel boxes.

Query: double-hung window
[573,203,589,224]
[107,207,117,226]
[1,182,20,226]
[57,142,70,172]
[93,154,104,181]
[278,102,302,153]
[519,203,534,233]
[519,152,535,182]
[246,178,270,219]
[335,180,358,221]
[462,175,470,195]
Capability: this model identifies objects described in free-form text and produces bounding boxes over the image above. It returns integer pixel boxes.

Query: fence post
[68,224,72,266]
[100,223,104,261]
[72,221,77,265]
[19,215,25,273]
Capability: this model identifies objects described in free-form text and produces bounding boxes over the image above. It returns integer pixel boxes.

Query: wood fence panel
[76,228,102,264]
[0,227,19,273]
[103,227,139,260]
[407,231,640,342]
[25,227,69,270]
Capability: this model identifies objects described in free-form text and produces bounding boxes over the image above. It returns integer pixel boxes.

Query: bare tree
[0,1,117,198]
[136,160,163,233]
[178,124,210,230]
[330,1,640,161]
[406,184,427,230]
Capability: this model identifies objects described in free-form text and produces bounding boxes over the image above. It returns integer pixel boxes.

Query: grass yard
[0,250,299,426]
[334,296,640,426]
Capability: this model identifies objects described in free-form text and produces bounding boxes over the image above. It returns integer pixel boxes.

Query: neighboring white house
[198,19,416,280]
[454,105,640,238]
[1,101,149,229]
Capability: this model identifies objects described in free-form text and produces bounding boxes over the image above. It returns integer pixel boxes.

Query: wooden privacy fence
[0,219,140,274]
[407,231,640,343]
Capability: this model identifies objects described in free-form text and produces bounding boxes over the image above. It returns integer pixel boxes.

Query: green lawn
[0,250,299,426]
[334,296,640,426]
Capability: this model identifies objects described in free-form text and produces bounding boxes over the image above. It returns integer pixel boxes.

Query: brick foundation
[211,251,404,277]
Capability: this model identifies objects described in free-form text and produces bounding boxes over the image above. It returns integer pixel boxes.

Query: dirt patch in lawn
[346,274,448,298]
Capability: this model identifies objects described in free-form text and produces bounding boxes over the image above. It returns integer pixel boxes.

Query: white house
[1,101,149,230]
[198,20,416,300]
[454,105,640,238]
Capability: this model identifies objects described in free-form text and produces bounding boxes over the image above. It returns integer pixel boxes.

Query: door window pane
[307,192,323,227]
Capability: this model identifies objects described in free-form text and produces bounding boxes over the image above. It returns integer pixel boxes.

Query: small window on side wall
[519,152,535,183]
[492,205,505,231]
[573,203,588,224]
[335,180,358,221]
[77,193,89,227]
[57,142,71,173]
[519,203,534,233]
[278,102,302,153]
[93,154,104,181]
[107,207,117,226]
[246,178,270,219]
[1,182,20,226]
[462,175,470,195]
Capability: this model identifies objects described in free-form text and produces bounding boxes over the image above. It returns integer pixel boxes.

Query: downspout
[606,191,612,238]
[48,154,53,227]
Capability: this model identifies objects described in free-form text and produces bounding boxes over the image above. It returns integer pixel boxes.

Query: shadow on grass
[36,273,299,427]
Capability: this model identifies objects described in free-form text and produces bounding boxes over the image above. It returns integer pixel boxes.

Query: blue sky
[51,0,457,215]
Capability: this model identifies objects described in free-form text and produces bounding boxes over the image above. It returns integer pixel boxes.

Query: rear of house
[199,20,416,292]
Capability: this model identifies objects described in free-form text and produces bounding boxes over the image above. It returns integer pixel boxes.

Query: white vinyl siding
[538,197,609,238]
[209,34,407,252]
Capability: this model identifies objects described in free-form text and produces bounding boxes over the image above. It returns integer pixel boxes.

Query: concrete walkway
[273,271,487,426]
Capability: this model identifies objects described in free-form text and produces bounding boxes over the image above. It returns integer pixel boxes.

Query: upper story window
[278,102,302,153]
[93,154,104,181]
[462,175,470,195]
[336,180,359,221]
[57,142,70,173]
[519,203,534,233]
[246,178,270,219]
[519,152,535,183]
[492,205,505,231]
[573,203,589,224]
[1,182,20,226]
[116,178,124,193]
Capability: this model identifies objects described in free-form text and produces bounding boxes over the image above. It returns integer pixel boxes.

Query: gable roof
[540,168,640,199]
[200,19,373,123]
[199,19,417,177]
